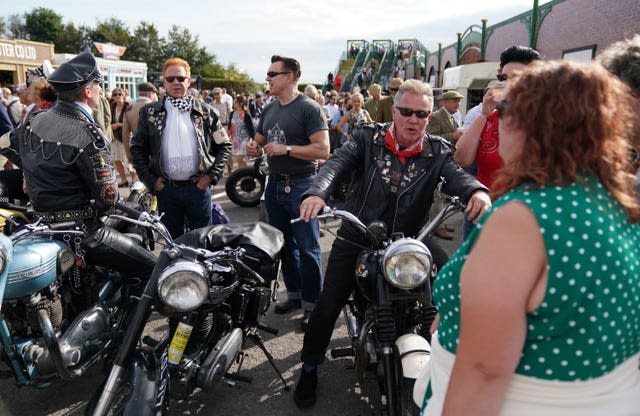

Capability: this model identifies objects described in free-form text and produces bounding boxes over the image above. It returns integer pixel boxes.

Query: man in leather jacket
[131,57,231,238]
[4,51,156,295]
[292,79,492,409]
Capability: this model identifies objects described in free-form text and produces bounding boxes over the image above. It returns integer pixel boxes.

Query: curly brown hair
[493,60,640,222]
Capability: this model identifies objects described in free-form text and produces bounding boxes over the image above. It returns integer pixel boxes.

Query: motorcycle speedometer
[382,238,432,289]
[157,261,209,312]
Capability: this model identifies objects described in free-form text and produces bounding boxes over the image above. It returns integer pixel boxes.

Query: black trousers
[301,233,448,366]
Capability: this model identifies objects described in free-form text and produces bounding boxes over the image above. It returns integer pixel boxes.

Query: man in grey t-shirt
[247,55,330,330]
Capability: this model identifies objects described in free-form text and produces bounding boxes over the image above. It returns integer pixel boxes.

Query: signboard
[94,42,126,60]
[0,40,54,64]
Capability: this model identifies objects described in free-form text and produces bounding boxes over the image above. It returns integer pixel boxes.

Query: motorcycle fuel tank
[4,238,67,300]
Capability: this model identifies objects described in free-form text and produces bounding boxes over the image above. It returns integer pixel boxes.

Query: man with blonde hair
[364,83,382,119]
[292,79,491,408]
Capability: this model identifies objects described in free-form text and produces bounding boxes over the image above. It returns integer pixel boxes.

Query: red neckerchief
[384,126,423,164]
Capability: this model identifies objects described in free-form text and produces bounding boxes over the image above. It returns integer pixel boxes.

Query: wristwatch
[286,145,291,157]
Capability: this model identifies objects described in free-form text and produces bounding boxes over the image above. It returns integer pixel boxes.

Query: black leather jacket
[6,101,118,217]
[131,97,232,191]
[304,123,488,238]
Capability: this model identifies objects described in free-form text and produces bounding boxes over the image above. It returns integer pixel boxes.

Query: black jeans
[300,232,448,366]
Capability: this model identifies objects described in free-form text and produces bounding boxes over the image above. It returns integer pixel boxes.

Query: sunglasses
[395,107,430,119]
[389,88,399,92]
[266,71,291,78]
[113,93,123,96]
[165,76,187,83]
[496,73,508,82]
[496,100,508,118]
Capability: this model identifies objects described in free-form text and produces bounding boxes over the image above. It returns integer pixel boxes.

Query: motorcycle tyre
[85,349,169,416]
[225,167,265,207]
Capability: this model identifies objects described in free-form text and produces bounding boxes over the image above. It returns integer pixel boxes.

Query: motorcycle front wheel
[225,167,265,207]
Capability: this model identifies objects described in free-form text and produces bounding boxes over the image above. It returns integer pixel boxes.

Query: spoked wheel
[225,167,265,207]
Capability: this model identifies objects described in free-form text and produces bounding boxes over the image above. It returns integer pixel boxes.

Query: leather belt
[271,171,316,182]
[165,177,196,186]
[34,207,96,222]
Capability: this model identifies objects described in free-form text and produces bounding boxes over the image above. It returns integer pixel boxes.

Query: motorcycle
[293,196,464,416]
[225,154,267,207]
[0,209,155,391]
[89,203,287,415]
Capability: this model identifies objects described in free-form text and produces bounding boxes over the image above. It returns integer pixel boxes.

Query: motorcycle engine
[3,286,63,338]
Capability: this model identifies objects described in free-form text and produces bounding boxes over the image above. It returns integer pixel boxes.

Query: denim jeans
[264,176,323,311]
[156,182,212,239]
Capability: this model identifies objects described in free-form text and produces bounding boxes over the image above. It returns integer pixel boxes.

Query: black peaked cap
[48,51,103,94]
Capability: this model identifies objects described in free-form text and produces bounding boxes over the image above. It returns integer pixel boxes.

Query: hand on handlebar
[298,195,326,222]
[464,190,492,223]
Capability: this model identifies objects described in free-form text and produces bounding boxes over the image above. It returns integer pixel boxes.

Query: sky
[11,1,549,83]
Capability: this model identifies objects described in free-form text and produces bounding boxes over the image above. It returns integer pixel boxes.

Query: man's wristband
[286,145,291,157]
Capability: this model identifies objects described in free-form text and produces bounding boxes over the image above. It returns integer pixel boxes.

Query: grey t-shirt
[257,94,328,175]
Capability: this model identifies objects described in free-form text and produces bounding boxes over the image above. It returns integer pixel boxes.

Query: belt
[34,207,96,222]
[271,171,316,182]
[165,177,196,186]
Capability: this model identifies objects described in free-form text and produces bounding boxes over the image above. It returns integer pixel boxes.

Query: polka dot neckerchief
[434,177,640,381]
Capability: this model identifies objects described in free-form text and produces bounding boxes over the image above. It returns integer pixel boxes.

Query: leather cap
[48,52,103,94]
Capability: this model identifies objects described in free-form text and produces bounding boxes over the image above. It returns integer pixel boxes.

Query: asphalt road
[0,176,463,416]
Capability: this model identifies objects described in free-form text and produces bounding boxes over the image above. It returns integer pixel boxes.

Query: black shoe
[274,299,301,314]
[294,367,317,409]
[300,310,311,332]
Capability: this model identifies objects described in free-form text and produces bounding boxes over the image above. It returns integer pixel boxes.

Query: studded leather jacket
[7,101,118,219]
[304,123,488,238]
[131,97,232,191]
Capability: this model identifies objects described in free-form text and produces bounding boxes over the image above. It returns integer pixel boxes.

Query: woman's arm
[364,109,373,123]
[336,111,350,140]
[442,201,547,416]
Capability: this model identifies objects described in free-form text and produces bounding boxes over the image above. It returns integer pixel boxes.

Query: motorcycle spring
[375,305,396,344]
[420,303,438,342]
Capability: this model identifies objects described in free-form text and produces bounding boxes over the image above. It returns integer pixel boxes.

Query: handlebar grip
[116,201,142,220]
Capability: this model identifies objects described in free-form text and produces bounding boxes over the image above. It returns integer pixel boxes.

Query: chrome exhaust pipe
[37,308,76,380]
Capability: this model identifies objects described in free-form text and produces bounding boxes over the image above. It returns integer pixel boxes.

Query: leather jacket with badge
[131,96,232,191]
[303,123,488,238]
[15,101,118,219]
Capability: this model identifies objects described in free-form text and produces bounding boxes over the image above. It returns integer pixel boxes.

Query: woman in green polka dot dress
[421,61,640,415]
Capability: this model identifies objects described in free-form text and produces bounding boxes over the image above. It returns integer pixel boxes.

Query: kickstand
[247,332,290,391]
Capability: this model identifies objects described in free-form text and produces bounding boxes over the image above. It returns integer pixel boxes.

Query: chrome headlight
[382,239,432,289]
[157,261,209,311]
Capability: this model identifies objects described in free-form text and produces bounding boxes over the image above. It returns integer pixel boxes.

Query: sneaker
[301,310,311,331]
[294,367,317,409]
[274,299,301,314]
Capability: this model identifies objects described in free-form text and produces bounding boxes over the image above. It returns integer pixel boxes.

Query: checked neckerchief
[166,94,194,112]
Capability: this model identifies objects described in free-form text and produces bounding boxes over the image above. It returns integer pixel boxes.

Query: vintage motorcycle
[89,203,286,415]
[294,196,464,416]
[224,154,267,207]
[0,208,154,390]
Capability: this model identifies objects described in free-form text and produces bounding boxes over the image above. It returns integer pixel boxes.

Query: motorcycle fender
[122,347,170,416]
[394,333,430,380]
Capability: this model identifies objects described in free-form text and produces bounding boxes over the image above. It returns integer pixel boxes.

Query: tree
[24,7,63,44]
[55,23,93,54]
[91,17,131,50]
[163,25,202,66]
[0,17,6,39]
[6,14,27,39]
[126,21,165,73]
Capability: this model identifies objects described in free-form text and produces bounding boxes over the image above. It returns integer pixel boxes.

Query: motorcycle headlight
[157,261,209,312]
[382,239,432,289]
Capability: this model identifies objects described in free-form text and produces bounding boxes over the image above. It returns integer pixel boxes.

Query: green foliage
[5,7,256,84]
[200,78,261,94]
[24,7,63,44]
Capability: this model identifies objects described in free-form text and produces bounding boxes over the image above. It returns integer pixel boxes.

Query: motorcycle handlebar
[116,201,143,220]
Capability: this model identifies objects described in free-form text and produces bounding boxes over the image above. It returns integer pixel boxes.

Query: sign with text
[0,40,53,64]
[94,42,126,60]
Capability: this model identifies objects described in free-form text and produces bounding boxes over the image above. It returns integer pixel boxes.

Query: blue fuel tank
[4,238,67,300]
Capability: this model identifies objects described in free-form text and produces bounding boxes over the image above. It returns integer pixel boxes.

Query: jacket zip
[391,170,428,233]
[356,166,377,218]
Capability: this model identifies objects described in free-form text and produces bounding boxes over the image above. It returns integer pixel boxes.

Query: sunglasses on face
[266,71,291,78]
[497,73,508,82]
[395,106,430,119]
[165,76,187,83]
[113,93,123,96]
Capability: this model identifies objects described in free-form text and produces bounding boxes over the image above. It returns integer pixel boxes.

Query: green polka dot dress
[434,177,640,381]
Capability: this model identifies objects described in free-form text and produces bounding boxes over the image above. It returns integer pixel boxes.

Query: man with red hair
[131,57,231,238]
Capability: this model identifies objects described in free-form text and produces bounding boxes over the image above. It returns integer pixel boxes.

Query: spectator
[229,94,255,169]
[122,82,158,180]
[425,60,640,416]
[110,87,134,187]
[375,77,403,122]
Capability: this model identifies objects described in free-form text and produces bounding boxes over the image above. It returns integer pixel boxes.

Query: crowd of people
[1,35,639,415]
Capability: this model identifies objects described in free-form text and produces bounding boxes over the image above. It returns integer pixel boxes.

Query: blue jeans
[156,182,212,239]
[265,176,323,311]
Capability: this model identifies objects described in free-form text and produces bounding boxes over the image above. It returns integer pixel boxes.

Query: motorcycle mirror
[366,221,387,241]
